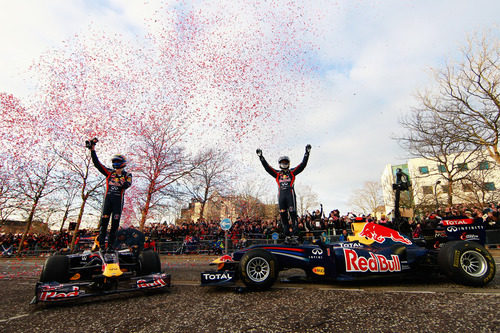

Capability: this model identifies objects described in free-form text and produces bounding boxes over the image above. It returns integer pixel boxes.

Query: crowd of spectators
[0,229,95,256]
[2,202,499,255]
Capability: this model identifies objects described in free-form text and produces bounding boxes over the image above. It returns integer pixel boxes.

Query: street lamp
[434,180,441,210]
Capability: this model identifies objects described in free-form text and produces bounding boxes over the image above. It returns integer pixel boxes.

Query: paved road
[0,252,499,332]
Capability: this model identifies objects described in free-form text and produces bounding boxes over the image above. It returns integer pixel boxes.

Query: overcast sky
[1,0,499,215]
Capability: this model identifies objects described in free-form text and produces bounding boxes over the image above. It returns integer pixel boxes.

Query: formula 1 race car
[31,247,170,304]
[201,218,496,290]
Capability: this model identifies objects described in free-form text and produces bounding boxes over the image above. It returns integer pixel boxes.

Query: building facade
[177,192,278,224]
[381,151,500,215]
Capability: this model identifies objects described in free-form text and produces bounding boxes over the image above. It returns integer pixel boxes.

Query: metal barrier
[153,230,339,255]
[4,229,499,257]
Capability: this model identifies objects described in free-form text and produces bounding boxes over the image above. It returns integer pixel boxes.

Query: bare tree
[418,33,500,163]
[55,177,80,232]
[183,148,235,219]
[15,157,59,253]
[296,184,319,216]
[348,181,384,215]
[55,150,106,251]
[233,179,272,218]
[456,156,500,207]
[398,96,482,206]
[0,171,20,222]
[133,122,205,231]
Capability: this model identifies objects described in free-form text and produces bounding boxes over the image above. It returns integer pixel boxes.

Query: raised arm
[291,144,311,176]
[256,149,278,177]
[91,149,111,177]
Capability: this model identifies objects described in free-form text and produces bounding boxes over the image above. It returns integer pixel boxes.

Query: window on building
[462,183,473,192]
[438,165,446,173]
[457,163,468,171]
[440,184,448,193]
[419,166,429,174]
[422,186,433,195]
[484,182,496,191]
[479,161,490,170]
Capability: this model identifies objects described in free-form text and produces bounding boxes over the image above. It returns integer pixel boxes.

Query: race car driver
[87,138,132,252]
[256,145,311,243]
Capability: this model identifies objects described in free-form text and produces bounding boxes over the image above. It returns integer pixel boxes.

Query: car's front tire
[138,250,161,275]
[40,255,69,283]
[438,241,496,286]
[239,249,278,290]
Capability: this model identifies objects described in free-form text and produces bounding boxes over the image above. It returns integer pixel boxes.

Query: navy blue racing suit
[258,151,310,236]
[91,150,132,249]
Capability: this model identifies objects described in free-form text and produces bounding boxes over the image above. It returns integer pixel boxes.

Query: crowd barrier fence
[3,229,499,258]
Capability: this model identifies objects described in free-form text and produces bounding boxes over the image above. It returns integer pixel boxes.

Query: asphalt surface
[0,252,499,333]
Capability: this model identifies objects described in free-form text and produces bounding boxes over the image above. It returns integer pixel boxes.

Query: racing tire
[40,255,69,283]
[438,241,496,286]
[139,250,161,275]
[239,249,278,290]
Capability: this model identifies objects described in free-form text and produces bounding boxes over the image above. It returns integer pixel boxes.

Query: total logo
[309,248,323,259]
[344,249,401,273]
[339,243,363,248]
[202,272,233,281]
[441,219,474,226]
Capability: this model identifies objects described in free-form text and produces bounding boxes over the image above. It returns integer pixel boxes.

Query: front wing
[31,272,171,304]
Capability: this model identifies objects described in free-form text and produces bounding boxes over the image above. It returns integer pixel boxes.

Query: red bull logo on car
[39,286,80,301]
[344,249,401,273]
[358,223,412,245]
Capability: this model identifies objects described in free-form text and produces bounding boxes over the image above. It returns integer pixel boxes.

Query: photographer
[86,138,132,252]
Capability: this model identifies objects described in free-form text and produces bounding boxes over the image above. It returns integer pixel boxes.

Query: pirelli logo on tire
[453,250,460,268]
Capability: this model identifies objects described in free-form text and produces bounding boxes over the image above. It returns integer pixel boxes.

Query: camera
[85,137,98,149]
[392,182,409,191]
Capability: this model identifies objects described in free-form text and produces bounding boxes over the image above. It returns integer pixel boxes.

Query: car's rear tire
[138,250,161,274]
[438,241,496,286]
[239,249,278,290]
[40,255,69,283]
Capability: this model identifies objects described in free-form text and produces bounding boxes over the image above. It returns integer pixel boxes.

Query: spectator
[339,229,349,242]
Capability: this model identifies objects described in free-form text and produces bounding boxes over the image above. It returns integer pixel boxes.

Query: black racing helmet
[111,154,127,169]
[278,155,290,170]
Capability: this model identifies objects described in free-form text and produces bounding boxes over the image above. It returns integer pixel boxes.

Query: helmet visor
[111,155,126,169]
[279,161,289,169]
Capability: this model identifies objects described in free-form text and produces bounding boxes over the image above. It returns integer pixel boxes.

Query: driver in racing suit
[87,138,132,252]
[256,145,311,243]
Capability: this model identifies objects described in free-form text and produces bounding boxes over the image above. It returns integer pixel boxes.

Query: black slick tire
[438,241,496,286]
[40,255,69,283]
[239,249,278,290]
[138,250,161,274]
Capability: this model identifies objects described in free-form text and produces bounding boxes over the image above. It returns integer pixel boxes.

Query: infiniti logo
[447,226,458,232]
[312,248,323,255]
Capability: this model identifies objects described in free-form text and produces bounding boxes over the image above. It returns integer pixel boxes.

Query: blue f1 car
[32,228,170,304]
[201,219,496,290]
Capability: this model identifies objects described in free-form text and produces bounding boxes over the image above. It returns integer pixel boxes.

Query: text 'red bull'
[39,286,80,301]
[344,249,401,272]
[358,223,412,245]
